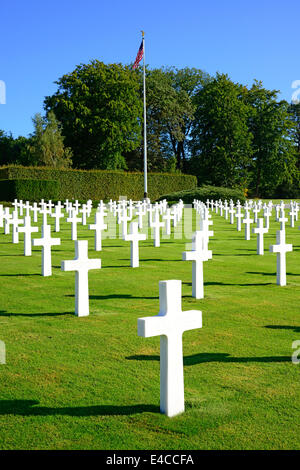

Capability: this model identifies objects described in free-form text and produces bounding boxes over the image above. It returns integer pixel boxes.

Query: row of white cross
[1,197,299,418]
[202,198,299,286]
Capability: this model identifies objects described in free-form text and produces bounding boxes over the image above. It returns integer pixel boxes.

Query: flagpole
[141,30,148,200]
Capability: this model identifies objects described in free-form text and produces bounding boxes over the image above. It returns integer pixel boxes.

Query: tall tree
[189,73,253,187]
[245,81,298,197]
[44,61,142,169]
[29,111,73,168]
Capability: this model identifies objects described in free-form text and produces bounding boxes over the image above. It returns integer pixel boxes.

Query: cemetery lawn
[0,208,299,450]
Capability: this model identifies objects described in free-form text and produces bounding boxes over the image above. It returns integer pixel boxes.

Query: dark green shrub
[157,185,246,204]
[0,166,197,201]
[0,179,60,201]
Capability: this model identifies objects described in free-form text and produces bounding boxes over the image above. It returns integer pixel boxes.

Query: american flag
[132,41,144,69]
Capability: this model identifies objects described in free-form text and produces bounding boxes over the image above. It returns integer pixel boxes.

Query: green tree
[0,130,32,166]
[189,73,253,188]
[245,81,298,197]
[29,111,73,168]
[44,61,142,169]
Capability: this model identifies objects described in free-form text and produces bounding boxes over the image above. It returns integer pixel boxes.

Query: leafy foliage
[0,179,60,201]
[0,165,197,201]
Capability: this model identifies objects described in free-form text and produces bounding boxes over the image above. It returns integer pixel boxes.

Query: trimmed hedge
[157,185,246,205]
[0,179,60,202]
[0,166,197,201]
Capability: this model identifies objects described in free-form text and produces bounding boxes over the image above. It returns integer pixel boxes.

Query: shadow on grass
[0,273,40,277]
[247,271,300,277]
[265,325,300,333]
[126,352,291,364]
[0,400,159,417]
[0,310,73,317]
[65,294,158,300]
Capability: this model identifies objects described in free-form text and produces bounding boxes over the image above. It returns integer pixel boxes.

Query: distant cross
[235,206,244,232]
[228,205,236,224]
[61,240,101,317]
[67,209,82,241]
[242,211,253,240]
[39,203,51,226]
[269,230,293,286]
[263,206,270,230]
[124,221,146,267]
[88,211,107,251]
[119,208,131,238]
[31,202,40,223]
[182,231,212,299]
[24,201,31,217]
[137,280,202,417]
[278,210,288,232]
[162,208,173,236]
[32,224,60,276]
[18,215,39,256]
[252,218,268,255]
[151,209,164,247]
[9,210,23,244]
[3,208,12,234]
[252,204,260,223]
[289,206,296,228]
[18,200,24,216]
[51,204,64,232]
[80,204,89,226]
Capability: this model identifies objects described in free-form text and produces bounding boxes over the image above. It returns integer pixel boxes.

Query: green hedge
[0,179,60,202]
[157,185,246,204]
[0,166,197,201]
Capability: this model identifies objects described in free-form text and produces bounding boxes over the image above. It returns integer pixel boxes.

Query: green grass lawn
[0,207,299,450]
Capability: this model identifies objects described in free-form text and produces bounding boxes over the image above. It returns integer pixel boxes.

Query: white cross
[269,230,293,286]
[124,222,146,267]
[3,208,12,234]
[278,210,288,232]
[252,205,260,223]
[235,207,244,232]
[162,208,174,236]
[228,206,236,224]
[182,231,212,299]
[151,209,164,247]
[61,240,101,317]
[80,204,89,226]
[17,215,39,256]
[32,224,60,276]
[88,211,107,251]
[39,203,51,226]
[31,202,40,223]
[9,210,23,244]
[137,280,202,417]
[24,201,31,217]
[252,218,268,255]
[67,209,82,241]
[51,204,65,232]
[119,208,131,238]
[263,207,271,230]
[242,211,253,240]
[289,206,296,228]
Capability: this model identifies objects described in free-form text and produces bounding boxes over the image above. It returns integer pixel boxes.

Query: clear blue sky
[1,0,299,138]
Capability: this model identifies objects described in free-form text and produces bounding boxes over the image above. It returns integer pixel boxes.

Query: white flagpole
[141,31,148,200]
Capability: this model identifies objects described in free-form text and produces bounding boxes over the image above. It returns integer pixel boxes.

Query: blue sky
[1,0,299,138]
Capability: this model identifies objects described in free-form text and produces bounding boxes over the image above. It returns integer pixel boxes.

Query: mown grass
[0,206,299,450]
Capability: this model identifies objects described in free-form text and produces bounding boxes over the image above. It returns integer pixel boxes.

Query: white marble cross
[269,230,293,286]
[17,215,39,256]
[88,211,107,251]
[124,221,147,267]
[61,240,101,317]
[228,205,236,224]
[252,204,260,223]
[3,208,12,234]
[67,209,82,241]
[51,204,64,232]
[31,202,40,223]
[252,218,268,255]
[10,210,23,244]
[162,208,173,236]
[151,209,165,247]
[137,280,202,417]
[242,211,253,240]
[289,206,296,228]
[119,208,131,238]
[182,231,212,299]
[235,206,244,232]
[32,224,61,276]
[80,204,89,226]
